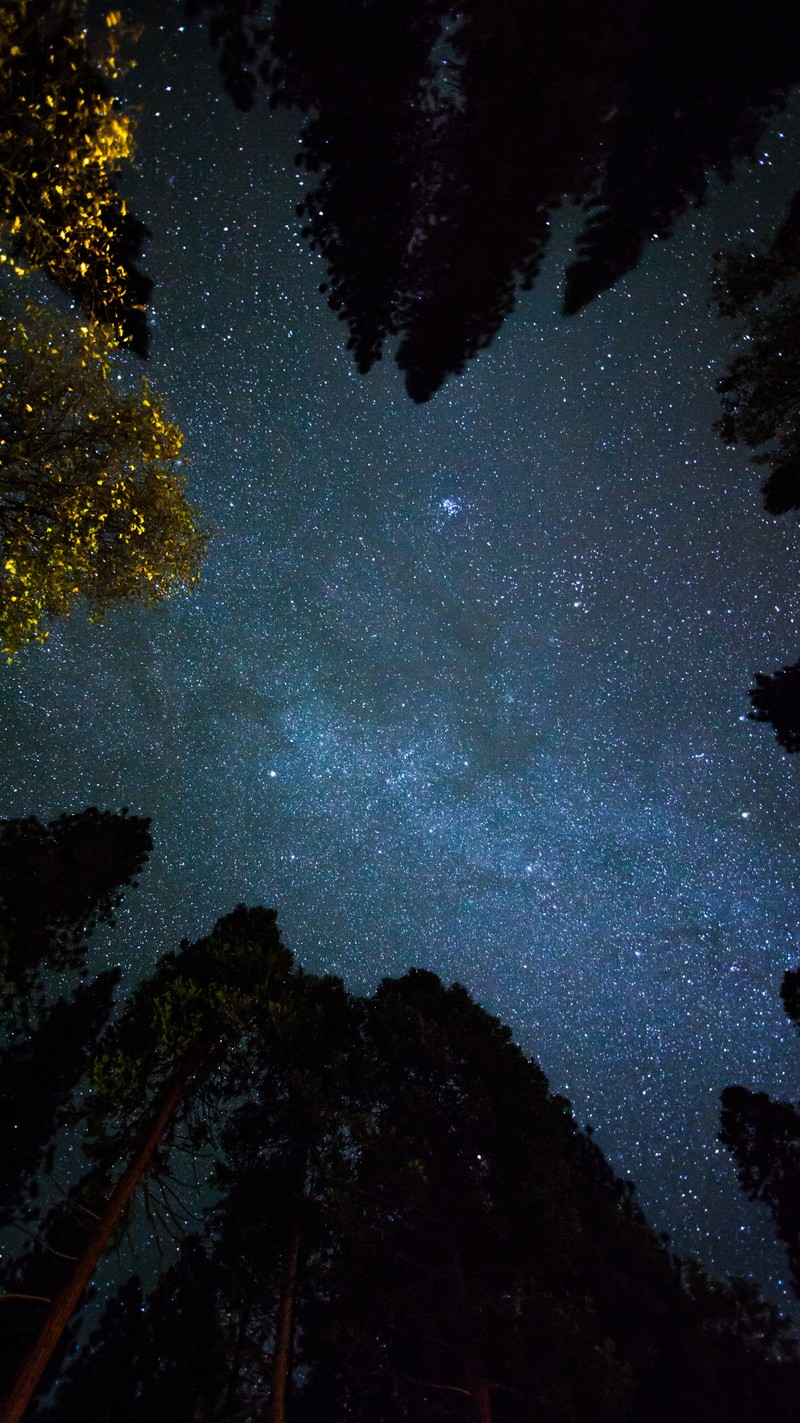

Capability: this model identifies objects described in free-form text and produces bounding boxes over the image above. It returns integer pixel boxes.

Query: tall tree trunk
[224,1295,253,1415]
[0,1043,204,1423]
[269,1223,302,1423]
[448,1247,494,1423]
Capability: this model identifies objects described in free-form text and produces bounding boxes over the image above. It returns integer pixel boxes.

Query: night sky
[4,0,800,1315]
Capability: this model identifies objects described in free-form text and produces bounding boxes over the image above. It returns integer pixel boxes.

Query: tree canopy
[11,930,796,1423]
[747,660,800,755]
[0,0,152,351]
[1,810,797,1421]
[720,962,800,1305]
[0,806,151,1012]
[189,0,800,401]
[0,300,206,658]
[714,190,800,517]
[0,1,207,657]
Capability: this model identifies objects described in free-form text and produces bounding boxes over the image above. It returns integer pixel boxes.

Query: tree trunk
[269,1224,302,1423]
[0,1043,204,1423]
[448,1247,494,1423]
[224,1295,253,1415]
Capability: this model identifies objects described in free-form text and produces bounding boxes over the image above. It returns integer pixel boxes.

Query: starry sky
[4,0,800,1314]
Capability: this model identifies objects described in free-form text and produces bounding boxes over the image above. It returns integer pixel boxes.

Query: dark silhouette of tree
[9,945,799,1422]
[748,660,800,754]
[298,970,795,1423]
[721,962,800,1303]
[0,1173,112,1411]
[216,966,797,1423]
[206,971,360,1423]
[188,0,800,400]
[712,191,800,756]
[36,1241,227,1423]
[714,189,800,516]
[0,904,296,1423]
[0,808,151,1013]
[0,973,118,1230]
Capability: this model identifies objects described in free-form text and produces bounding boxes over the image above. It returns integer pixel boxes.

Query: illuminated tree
[0,301,205,658]
[0,0,151,351]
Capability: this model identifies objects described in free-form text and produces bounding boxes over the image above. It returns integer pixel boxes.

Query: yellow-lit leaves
[0,302,206,658]
[0,0,141,339]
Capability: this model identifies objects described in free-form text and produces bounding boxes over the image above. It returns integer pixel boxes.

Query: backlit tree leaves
[0,301,205,657]
[0,0,151,351]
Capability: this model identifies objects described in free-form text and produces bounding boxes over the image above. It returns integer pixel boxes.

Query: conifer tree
[0,973,119,1229]
[0,905,296,1423]
[0,807,151,1013]
[721,963,800,1302]
[16,947,800,1423]
[191,0,800,401]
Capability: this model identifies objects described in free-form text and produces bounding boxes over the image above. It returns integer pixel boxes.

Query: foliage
[721,959,800,1303]
[714,189,800,515]
[48,958,800,1423]
[0,300,205,657]
[3,888,798,1421]
[78,904,296,1176]
[747,659,800,754]
[0,0,151,350]
[0,807,150,1012]
[191,0,800,400]
[0,906,298,1422]
[26,1243,227,1423]
[0,973,118,1228]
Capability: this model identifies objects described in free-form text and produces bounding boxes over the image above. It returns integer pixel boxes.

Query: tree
[0,0,152,351]
[190,0,800,401]
[0,1,207,656]
[720,963,800,1303]
[25,956,800,1423]
[0,301,206,658]
[296,969,642,1422]
[35,1242,227,1423]
[296,970,797,1423]
[0,972,119,1229]
[746,660,800,754]
[0,1171,116,1411]
[0,807,151,1012]
[710,190,800,754]
[714,189,800,516]
[208,970,360,1423]
[0,904,297,1423]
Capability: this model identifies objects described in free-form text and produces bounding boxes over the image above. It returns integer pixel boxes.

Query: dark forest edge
[1,809,800,1423]
[190,0,800,402]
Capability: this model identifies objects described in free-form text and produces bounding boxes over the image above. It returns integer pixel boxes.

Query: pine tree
[721,963,800,1302]
[0,807,151,1013]
[0,904,296,1423]
[192,0,800,401]
[0,973,119,1229]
